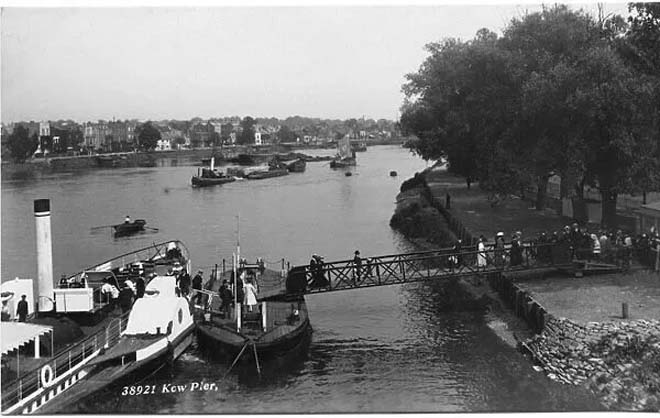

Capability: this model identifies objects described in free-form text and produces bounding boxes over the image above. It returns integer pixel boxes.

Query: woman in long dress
[243,278,258,312]
[477,236,487,268]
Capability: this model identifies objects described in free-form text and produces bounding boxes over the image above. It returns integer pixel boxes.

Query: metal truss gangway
[259,242,621,299]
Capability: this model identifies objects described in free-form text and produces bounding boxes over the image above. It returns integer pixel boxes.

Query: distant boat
[351,142,367,152]
[330,137,356,168]
[192,157,236,187]
[245,168,289,180]
[284,158,306,173]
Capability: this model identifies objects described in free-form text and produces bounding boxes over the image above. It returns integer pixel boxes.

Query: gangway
[266,242,621,298]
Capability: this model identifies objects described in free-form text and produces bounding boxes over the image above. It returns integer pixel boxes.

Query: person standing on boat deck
[219,280,233,317]
[124,215,131,224]
[1,300,11,321]
[192,270,204,304]
[243,277,258,312]
[118,284,134,314]
[101,279,119,308]
[353,250,362,284]
[178,271,191,297]
[17,295,29,322]
[135,275,146,299]
[124,278,136,295]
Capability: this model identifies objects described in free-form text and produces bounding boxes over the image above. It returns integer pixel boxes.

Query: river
[1,145,602,412]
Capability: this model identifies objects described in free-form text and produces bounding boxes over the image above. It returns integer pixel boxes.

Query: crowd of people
[466,222,660,270]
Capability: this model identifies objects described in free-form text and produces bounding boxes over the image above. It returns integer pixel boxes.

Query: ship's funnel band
[34,199,50,213]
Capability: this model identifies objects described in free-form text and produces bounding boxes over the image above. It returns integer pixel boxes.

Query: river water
[1,145,602,412]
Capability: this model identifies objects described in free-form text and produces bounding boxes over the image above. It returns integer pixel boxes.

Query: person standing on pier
[494,232,505,267]
[353,250,362,284]
[17,295,29,322]
[477,235,487,269]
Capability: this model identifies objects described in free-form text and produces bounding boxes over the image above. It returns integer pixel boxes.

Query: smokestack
[34,199,54,312]
[210,157,215,171]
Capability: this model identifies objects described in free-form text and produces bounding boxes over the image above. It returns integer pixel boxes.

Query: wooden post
[622,302,629,319]
[262,302,267,332]
[222,259,225,275]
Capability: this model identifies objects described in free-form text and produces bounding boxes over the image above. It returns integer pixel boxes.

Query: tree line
[400,3,660,227]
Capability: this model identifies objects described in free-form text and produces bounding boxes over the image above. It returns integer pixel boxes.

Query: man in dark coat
[178,272,192,297]
[219,280,233,317]
[135,276,146,299]
[17,295,29,322]
[192,270,204,304]
[118,285,134,314]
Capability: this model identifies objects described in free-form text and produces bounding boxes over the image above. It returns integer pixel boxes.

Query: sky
[1,2,629,123]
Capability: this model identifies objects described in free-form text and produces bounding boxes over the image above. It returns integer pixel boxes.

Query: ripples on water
[1,146,602,412]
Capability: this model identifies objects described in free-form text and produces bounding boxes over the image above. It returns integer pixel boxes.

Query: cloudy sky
[1,3,628,123]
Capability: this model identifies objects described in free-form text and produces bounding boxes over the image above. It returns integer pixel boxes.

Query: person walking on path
[17,295,29,322]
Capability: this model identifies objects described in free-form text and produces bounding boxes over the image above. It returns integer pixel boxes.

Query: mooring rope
[252,342,261,376]
[223,340,251,378]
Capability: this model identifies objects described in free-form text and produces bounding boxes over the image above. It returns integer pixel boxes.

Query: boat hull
[191,175,236,187]
[329,158,356,168]
[245,169,289,180]
[35,326,194,414]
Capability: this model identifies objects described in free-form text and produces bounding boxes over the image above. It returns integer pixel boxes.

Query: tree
[400,4,660,222]
[220,123,233,143]
[238,117,255,145]
[277,125,296,143]
[136,122,161,150]
[7,125,38,162]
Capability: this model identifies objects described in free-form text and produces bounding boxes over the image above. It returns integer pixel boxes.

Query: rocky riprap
[523,316,660,411]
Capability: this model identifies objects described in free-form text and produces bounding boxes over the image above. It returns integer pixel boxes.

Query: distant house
[155,138,172,151]
[254,131,262,146]
[638,201,660,234]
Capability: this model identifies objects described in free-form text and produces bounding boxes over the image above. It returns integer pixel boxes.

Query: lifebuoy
[41,365,54,388]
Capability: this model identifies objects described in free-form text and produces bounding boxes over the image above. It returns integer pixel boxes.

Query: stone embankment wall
[523,317,660,411]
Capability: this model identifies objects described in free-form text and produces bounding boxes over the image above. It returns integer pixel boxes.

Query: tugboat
[0,199,192,415]
[330,137,356,168]
[191,157,236,187]
[192,256,311,371]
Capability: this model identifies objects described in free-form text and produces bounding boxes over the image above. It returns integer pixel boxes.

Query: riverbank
[390,164,660,411]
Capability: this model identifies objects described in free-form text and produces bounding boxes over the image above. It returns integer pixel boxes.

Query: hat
[197,269,203,273]
[496,232,504,237]
[355,250,360,255]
